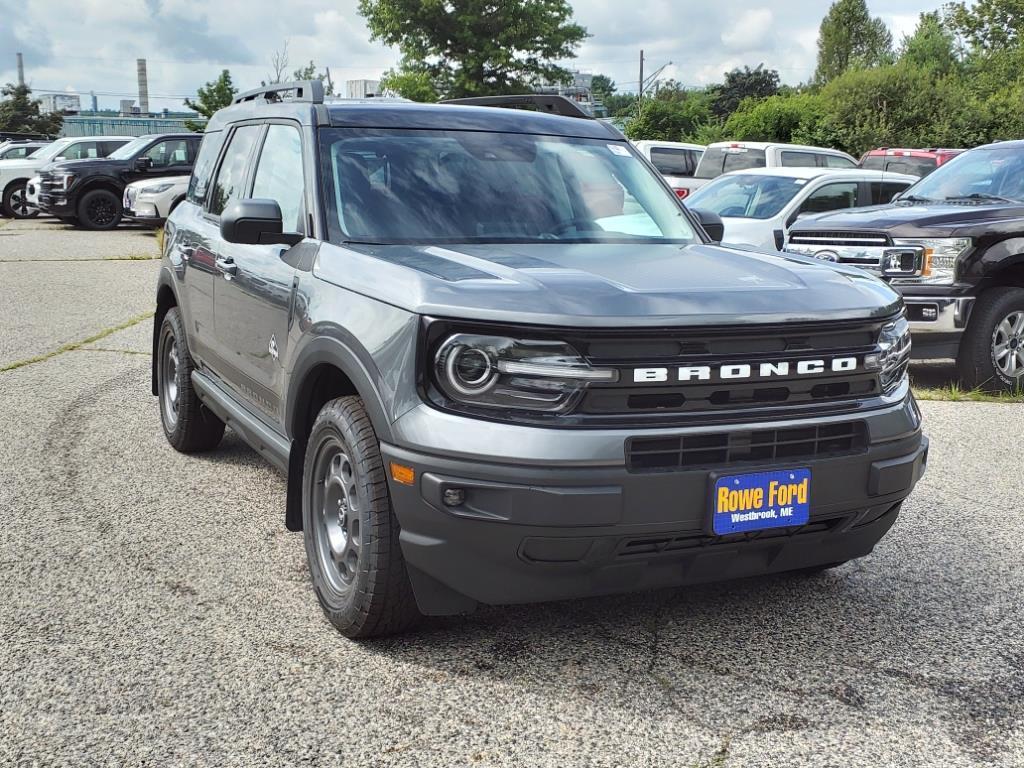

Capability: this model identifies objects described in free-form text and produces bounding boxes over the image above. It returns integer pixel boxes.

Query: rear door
[211,121,307,425]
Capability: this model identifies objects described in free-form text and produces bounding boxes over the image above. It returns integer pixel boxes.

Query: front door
[212,122,307,427]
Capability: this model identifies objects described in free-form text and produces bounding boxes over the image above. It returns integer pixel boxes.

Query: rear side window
[251,124,306,233]
[781,150,818,167]
[869,181,912,205]
[695,147,767,178]
[208,125,262,216]
[186,131,226,206]
[861,155,885,171]
[824,155,856,168]
[649,147,698,177]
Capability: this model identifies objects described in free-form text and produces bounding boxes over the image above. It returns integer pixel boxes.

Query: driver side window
[145,139,190,168]
[799,182,858,215]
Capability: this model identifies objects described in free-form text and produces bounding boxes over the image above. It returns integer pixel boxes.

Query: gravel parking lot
[1,217,1022,767]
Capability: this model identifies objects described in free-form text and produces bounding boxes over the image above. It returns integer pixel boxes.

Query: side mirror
[221,198,303,246]
[692,208,725,243]
[134,156,153,171]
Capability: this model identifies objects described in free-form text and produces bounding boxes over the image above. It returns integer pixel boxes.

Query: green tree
[723,92,825,143]
[380,67,439,102]
[184,70,237,132]
[590,74,616,103]
[625,93,714,142]
[946,0,1024,51]
[711,64,780,118]
[899,11,960,75]
[0,84,63,136]
[358,0,588,99]
[814,0,894,84]
[293,61,336,95]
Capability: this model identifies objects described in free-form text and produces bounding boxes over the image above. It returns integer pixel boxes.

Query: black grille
[626,420,867,472]
[787,230,891,247]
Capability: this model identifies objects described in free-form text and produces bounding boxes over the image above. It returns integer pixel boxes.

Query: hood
[131,174,190,192]
[43,158,129,174]
[0,157,39,173]
[314,241,900,327]
[791,201,1024,237]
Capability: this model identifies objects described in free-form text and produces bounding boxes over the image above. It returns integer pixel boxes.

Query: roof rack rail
[441,94,592,120]
[233,80,325,105]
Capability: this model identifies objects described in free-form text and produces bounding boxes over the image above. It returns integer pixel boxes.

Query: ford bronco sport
[153,82,927,638]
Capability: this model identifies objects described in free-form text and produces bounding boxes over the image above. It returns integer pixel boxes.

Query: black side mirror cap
[134,156,153,171]
[220,199,303,246]
[692,208,725,243]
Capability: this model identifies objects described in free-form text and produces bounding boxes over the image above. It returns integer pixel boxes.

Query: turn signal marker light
[390,462,416,486]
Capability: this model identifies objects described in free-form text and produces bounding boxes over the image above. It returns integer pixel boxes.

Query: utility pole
[638,49,644,101]
[16,52,25,86]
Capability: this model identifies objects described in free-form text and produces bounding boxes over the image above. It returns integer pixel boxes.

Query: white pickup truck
[631,140,705,200]
[669,141,859,201]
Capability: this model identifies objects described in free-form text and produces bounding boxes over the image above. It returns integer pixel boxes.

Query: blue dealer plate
[711,468,811,535]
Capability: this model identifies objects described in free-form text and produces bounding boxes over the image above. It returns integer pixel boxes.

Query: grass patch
[0,312,153,373]
[913,383,1024,403]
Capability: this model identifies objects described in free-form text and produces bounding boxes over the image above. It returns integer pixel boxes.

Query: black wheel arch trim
[285,334,395,445]
[152,267,184,396]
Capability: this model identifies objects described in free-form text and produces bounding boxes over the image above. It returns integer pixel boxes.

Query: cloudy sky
[2,0,935,112]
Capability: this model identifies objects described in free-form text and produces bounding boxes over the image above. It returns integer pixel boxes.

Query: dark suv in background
[789,141,1024,391]
[38,133,200,230]
[152,83,926,638]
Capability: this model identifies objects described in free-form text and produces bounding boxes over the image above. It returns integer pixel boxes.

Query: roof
[57,135,137,142]
[863,147,964,155]
[707,140,853,157]
[209,97,623,140]
[719,166,918,182]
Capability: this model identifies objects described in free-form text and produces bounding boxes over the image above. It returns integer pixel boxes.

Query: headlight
[866,315,911,393]
[141,183,174,195]
[892,237,971,284]
[432,334,618,414]
[54,172,76,190]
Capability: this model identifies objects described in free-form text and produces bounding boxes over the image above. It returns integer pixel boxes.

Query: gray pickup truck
[152,83,927,638]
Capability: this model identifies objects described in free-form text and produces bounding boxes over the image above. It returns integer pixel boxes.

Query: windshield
[108,137,152,160]
[902,146,1024,202]
[695,146,767,179]
[29,138,75,162]
[686,173,805,219]
[319,129,697,245]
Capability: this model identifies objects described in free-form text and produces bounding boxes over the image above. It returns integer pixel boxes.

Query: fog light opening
[443,488,466,507]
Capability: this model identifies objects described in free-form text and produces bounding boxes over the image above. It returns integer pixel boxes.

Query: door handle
[215,256,237,275]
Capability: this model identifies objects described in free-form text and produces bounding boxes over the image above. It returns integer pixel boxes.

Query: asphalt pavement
[1,217,1022,767]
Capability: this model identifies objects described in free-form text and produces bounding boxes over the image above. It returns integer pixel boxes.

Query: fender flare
[285,333,394,445]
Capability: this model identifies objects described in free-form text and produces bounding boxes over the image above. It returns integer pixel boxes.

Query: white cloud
[1,0,930,110]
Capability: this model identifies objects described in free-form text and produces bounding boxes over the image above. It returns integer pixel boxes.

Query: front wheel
[2,181,38,219]
[958,287,1024,393]
[77,189,122,230]
[302,396,420,638]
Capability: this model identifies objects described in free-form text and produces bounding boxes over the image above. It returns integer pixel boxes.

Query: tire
[157,307,225,452]
[302,396,420,638]
[958,287,1024,393]
[2,181,39,219]
[77,188,122,230]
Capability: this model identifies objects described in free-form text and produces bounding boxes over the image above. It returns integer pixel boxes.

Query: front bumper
[37,193,74,217]
[382,394,927,615]
[123,202,164,226]
[901,293,974,359]
[25,176,41,206]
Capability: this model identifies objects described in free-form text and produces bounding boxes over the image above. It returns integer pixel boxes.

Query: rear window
[861,155,885,171]
[649,147,699,177]
[885,158,936,177]
[695,146,767,179]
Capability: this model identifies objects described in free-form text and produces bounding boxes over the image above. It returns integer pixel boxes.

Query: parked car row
[0,132,199,228]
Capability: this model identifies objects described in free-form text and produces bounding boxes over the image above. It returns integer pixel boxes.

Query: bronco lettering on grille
[632,357,859,383]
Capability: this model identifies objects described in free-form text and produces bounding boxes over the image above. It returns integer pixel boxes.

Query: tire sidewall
[78,189,122,230]
[157,309,192,445]
[302,414,374,622]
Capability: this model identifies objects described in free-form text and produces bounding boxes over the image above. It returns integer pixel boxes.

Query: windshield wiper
[896,194,935,204]
[943,193,1021,204]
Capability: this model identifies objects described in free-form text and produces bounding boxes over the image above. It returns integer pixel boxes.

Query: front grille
[626,420,867,472]
[566,319,885,424]
[787,230,891,247]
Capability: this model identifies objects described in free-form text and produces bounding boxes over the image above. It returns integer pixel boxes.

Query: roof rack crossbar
[233,80,325,105]
[441,94,593,120]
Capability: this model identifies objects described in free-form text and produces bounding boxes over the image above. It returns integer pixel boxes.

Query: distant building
[60,114,204,138]
[346,79,381,99]
[534,71,605,117]
[39,93,81,114]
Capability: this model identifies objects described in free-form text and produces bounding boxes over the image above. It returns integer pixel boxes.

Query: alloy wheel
[10,185,38,218]
[992,310,1024,380]
[87,196,117,227]
[312,440,362,592]
[161,335,180,429]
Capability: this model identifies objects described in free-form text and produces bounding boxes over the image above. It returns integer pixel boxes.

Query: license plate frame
[709,468,811,536]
